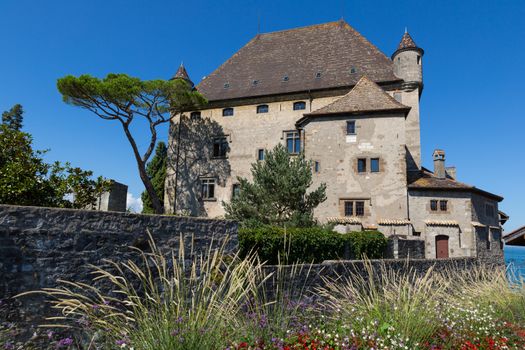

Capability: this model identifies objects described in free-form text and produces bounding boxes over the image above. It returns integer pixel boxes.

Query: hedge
[238,226,388,264]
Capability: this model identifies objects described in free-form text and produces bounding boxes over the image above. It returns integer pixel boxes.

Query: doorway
[435,235,449,259]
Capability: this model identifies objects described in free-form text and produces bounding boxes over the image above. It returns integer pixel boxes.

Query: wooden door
[435,235,449,259]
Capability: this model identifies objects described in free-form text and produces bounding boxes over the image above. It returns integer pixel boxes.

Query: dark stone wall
[0,204,238,330]
[385,236,425,259]
[262,257,488,300]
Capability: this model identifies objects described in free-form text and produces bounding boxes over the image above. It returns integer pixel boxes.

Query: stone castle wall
[0,204,238,329]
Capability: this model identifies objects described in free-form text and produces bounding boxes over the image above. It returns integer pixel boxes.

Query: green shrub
[238,226,387,264]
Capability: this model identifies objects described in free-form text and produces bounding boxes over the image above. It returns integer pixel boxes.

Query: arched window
[293,101,306,111]
[256,104,269,114]
[190,111,201,120]
[222,108,234,117]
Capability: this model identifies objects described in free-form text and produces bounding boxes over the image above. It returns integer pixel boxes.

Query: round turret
[391,31,424,87]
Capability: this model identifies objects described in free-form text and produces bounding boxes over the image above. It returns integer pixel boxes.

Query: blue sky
[1,0,524,231]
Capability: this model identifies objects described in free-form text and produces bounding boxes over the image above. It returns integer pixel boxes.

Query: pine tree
[141,142,167,214]
[2,104,24,131]
[224,144,327,227]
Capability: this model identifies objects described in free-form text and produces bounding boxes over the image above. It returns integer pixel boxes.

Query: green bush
[238,226,387,264]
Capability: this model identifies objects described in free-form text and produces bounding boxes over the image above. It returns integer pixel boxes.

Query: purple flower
[103,300,110,305]
[92,304,100,310]
[4,342,15,350]
[47,330,55,339]
[56,337,73,348]
[116,339,127,346]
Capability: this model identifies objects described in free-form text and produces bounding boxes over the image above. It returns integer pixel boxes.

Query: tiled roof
[172,64,193,86]
[378,219,411,225]
[304,76,410,116]
[425,220,459,227]
[397,32,419,50]
[326,216,362,224]
[407,168,503,201]
[196,20,400,102]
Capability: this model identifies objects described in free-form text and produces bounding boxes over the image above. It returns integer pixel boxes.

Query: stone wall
[385,236,425,259]
[0,204,238,330]
[262,257,487,300]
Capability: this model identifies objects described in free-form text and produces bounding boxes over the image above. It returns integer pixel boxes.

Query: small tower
[391,30,424,90]
[171,63,194,88]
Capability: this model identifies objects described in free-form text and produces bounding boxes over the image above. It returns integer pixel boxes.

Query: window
[430,199,448,212]
[357,158,367,173]
[286,131,301,154]
[314,161,320,173]
[344,201,353,217]
[293,101,306,110]
[282,75,289,82]
[213,137,228,158]
[315,72,322,79]
[190,111,201,120]
[252,80,259,86]
[485,204,495,217]
[256,104,269,114]
[201,178,215,200]
[371,158,380,173]
[232,184,240,199]
[257,149,265,161]
[224,82,230,89]
[346,121,356,135]
[342,200,367,217]
[222,108,234,117]
[417,55,421,65]
[350,66,357,74]
[355,201,365,216]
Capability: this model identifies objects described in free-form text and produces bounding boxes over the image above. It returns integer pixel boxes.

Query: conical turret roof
[392,30,423,58]
[172,63,193,86]
[397,31,419,50]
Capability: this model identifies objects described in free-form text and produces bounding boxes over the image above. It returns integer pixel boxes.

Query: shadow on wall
[166,115,231,216]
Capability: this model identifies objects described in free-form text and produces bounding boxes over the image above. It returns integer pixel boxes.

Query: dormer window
[282,75,289,82]
[222,108,234,117]
[293,101,306,111]
[252,80,259,86]
[350,67,357,74]
[315,72,322,79]
[224,82,230,89]
[256,104,269,114]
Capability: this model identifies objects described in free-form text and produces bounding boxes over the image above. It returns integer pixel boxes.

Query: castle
[164,20,506,260]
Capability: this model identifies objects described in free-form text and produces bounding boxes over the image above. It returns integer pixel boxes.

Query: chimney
[446,166,456,180]
[432,149,446,179]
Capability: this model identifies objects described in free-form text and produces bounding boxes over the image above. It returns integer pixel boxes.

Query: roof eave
[408,185,504,202]
[297,107,411,128]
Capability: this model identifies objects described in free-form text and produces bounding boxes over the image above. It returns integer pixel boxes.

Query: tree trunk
[121,123,164,214]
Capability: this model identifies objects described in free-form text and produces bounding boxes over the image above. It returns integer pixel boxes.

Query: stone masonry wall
[0,204,238,330]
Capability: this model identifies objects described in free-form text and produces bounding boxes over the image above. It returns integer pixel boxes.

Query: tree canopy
[0,104,110,208]
[141,141,167,214]
[2,104,23,131]
[57,73,206,214]
[224,144,327,227]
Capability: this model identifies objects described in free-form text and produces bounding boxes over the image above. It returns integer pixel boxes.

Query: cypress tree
[141,142,167,214]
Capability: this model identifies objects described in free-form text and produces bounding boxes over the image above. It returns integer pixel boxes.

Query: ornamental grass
[9,233,525,350]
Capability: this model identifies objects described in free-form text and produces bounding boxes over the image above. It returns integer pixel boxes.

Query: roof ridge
[258,20,345,36]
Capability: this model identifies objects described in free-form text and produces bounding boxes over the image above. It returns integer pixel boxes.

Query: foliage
[239,226,387,264]
[1,104,23,131]
[57,73,207,214]
[141,141,167,214]
[0,105,110,208]
[224,144,327,227]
